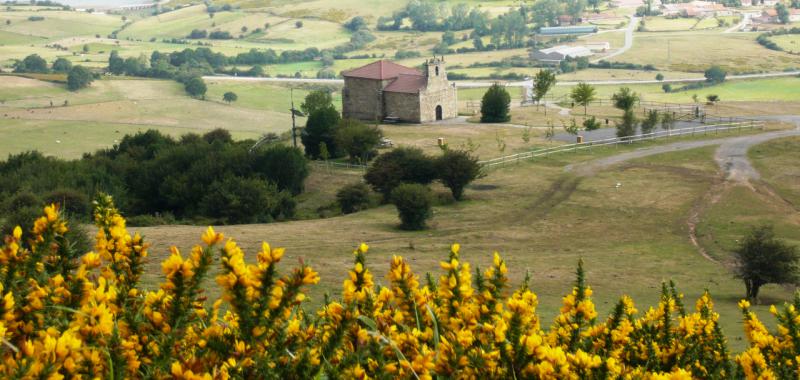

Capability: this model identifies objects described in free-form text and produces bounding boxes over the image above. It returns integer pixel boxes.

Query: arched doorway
[435,105,443,121]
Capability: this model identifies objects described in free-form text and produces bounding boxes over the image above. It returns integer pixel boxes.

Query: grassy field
[770,34,800,54]
[750,136,800,207]
[128,137,794,352]
[616,31,800,73]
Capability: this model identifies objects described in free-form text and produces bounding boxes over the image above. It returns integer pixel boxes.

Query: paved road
[723,13,750,33]
[204,70,800,87]
[591,15,639,63]
[565,122,800,177]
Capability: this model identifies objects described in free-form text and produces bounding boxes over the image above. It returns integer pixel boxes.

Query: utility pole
[289,88,305,148]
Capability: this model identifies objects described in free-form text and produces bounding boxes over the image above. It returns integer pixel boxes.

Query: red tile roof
[383,74,427,93]
[342,60,422,80]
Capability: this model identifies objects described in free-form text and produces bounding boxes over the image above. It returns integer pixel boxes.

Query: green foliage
[655,73,664,81]
[436,150,481,201]
[570,82,596,115]
[300,90,334,116]
[43,188,90,221]
[662,83,672,93]
[66,66,93,91]
[612,87,639,111]
[200,176,295,224]
[734,225,799,301]
[533,69,557,104]
[336,182,373,214]
[707,94,720,103]
[704,66,727,84]
[661,112,675,131]
[344,16,367,31]
[334,119,383,163]
[776,3,791,24]
[583,116,601,131]
[616,110,638,138]
[184,76,207,98]
[108,50,124,75]
[480,83,511,123]
[14,54,48,73]
[364,147,437,202]
[640,110,660,135]
[0,131,308,225]
[301,106,342,159]
[391,183,432,230]
[52,58,72,73]
[222,91,238,103]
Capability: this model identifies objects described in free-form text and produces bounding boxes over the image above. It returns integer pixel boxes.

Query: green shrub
[436,150,481,201]
[583,116,601,131]
[200,176,294,224]
[336,183,373,214]
[334,119,382,162]
[301,106,341,159]
[391,183,432,230]
[480,83,511,123]
[43,188,90,220]
[67,66,93,91]
[364,147,437,202]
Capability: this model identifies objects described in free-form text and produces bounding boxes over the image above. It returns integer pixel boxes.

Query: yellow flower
[201,226,224,246]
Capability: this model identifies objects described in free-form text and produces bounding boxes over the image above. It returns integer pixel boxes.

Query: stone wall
[384,92,421,123]
[342,78,384,121]
[419,84,458,123]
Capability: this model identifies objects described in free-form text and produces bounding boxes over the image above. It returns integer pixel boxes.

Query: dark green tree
[52,57,73,73]
[391,183,432,230]
[300,90,333,116]
[184,76,207,98]
[533,69,557,114]
[734,225,799,302]
[480,83,511,123]
[67,66,93,91]
[336,182,372,214]
[364,147,437,202]
[334,119,383,162]
[436,149,481,201]
[301,106,341,159]
[776,3,791,24]
[14,54,48,73]
[704,66,727,83]
[616,110,638,138]
[640,109,659,135]
[108,50,125,75]
[223,91,238,103]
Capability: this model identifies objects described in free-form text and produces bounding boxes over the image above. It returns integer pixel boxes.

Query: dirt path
[565,125,800,263]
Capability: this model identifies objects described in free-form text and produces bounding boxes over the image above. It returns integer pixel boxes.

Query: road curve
[590,15,639,63]
[566,126,800,178]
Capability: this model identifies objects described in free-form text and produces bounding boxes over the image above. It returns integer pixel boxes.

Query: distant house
[755,7,800,23]
[341,59,457,123]
[531,45,593,64]
[744,0,780,6]
[661,1,732,17]
[538,25,598,35]
[558,14,582,25]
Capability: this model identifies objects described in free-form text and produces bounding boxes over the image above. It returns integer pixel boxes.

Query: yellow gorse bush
[0,196,796,379]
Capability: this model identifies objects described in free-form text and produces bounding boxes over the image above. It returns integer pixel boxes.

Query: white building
[531,45,593,64]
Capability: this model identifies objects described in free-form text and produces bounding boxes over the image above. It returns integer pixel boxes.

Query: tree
[532,0,561,27]
[184,76,207,98]
[570,82,596,115]
[533,69,557,114]
[612,87,639,111]
[301,106,341,159]
[364,147,437,202]
[616,110,638,138]
[334,119,383,162]
[108,50,124,75]
[662,84,672,93]
[480,83,511,123]
[734,225,799,302]
[222,91,238,103]
[706,94,719,104]
[295,20,303,28]
[436,150,481,201]
[655,73,664,81]
[776,3,790,24]
[82,44,90,53]
[336,183,372,214]
[14,54,48,73]
[66,65,93,91]
[344,16,367,31]
[52,57,72,73]
[391,183,433,230]
[300,90,333,116]
[640,109,659,135]
[661,112,675,132]
[704,66,727,84]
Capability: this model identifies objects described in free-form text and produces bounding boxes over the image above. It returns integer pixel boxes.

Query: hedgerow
[1,198,798,379]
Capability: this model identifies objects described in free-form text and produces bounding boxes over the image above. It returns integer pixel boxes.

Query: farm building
[530,45,593,64]
[538,25,598,35]
[341,59,457,124]
[742,0,779,6]
[755,8,800,23]
[660,1,732,17]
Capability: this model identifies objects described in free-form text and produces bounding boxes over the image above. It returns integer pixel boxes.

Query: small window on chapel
[435,66,439,76]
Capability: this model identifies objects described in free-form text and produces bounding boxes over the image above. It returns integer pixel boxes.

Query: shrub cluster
[0,129,307,225]
[3,201,800,379]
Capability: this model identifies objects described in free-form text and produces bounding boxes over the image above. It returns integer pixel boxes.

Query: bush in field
[334,119,383,162]
[200,175,295,224]
[391,183,433,230]
[364,147,437,202]
[301,106,341,159]
[222,91,238,103]
[436,149,481,201]
[480,83,511,123]
[6,199,800,379]
[67,65,93,91]
[184,76,207,98]
[336,182,373,214]
[583,116,601,131]
[640,109,660,135]
[52,57,72,73]
[13,54,48,73]
[734,225,799,302]
[616,109,638,138]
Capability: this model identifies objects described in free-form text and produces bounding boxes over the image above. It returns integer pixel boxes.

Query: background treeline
[0,129,308,228]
